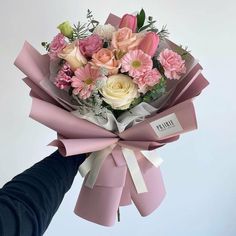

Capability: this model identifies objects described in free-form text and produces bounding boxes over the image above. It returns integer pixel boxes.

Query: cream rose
[100,74,139,110]
[58,41,87,71]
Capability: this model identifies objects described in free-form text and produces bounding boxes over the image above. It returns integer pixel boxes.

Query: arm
[0,150,86,236]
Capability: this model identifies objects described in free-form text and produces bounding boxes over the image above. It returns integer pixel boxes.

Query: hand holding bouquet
[15,9,208,226]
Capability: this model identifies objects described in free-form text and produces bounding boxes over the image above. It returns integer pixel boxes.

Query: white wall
[0,0,236,235]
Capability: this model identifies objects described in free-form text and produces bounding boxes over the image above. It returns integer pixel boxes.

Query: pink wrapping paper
[14,14,209,226]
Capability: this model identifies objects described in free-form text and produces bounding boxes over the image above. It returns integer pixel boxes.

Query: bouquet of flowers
[14,9,209,226]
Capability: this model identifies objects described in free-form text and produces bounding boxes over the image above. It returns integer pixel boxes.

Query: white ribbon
[79,146,163,194]
[122,148,148,193]
[141,150,164,167]
[79,144,116,189]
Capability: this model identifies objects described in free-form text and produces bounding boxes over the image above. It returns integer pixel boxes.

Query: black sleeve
[0,150,86,236]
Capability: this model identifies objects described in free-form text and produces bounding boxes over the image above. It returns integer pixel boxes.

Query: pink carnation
[54,63,74,89]
[71,64,100,99]
[79,34,103,58]
[133,68,162,93]
[121,49,153,78]
[158,49,186,80]
[49,33,67,60]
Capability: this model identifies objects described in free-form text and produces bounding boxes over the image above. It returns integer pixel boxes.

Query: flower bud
[119,14,137,32]
[57,21,74,39]
[138,32,160,57]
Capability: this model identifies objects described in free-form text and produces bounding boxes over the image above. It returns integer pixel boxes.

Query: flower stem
[117,208,121,222]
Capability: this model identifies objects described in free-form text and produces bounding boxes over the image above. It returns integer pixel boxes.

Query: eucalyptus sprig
[145,17,169,39]
[41,42,50,51]
[155,24,169,39]
[86,9,99,32]
[72,9,99,40]
[179,45,191,59]
[136,9,169,39]
[138,14,157,32]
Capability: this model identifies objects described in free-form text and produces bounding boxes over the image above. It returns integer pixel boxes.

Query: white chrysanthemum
[94,24,116,41]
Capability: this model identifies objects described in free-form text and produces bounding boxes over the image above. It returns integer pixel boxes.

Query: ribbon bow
[79,140,163,194]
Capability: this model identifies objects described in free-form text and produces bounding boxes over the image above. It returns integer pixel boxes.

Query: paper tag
[150,113,183,138]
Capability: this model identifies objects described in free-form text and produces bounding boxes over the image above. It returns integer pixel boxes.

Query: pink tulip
[138,32,160,57]
[119,14,137,32]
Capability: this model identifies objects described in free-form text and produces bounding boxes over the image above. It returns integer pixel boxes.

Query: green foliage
[86,9,99,32]
[178,45,191,59]
[129,77,167,110]
[138,20,156,32]
[155,25,169,39]
[72,22,89,40]
[41,42,50,51]
[137,9,146,30]
[143,77,166,103]
[137,12,169,39]
[71,9,100,40]
[131,96,143,107]
[153,58,165,76]
[68,87,74,96]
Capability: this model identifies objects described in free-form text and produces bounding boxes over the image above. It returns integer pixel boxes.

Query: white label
[150,113,183,138]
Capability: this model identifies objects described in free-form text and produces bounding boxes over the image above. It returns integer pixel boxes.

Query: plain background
[0,0,236,235]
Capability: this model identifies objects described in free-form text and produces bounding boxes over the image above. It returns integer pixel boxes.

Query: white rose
[94,24,116,41]
[100,74,139,110]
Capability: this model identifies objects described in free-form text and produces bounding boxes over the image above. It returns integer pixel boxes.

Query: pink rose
[79,34,103,58]
[91,48,120,75]
[158,49,186,80]
[49,33,67,60]
[111,27,143,53]
[133,68,162,93]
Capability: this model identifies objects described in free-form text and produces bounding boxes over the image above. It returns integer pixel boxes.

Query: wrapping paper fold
[14,14,209,226]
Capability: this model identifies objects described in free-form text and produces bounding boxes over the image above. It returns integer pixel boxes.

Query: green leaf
[142,77,167,103]
[153,58,165,76]
[68,87,73,96]
[41,41,50,51]
[137,9,146,30]
[87,9,93,18]
[148,16,153,22]
[91,20,99,24]
[138,21,156,32]
[147,28,159,33]
[130,96,142,108]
